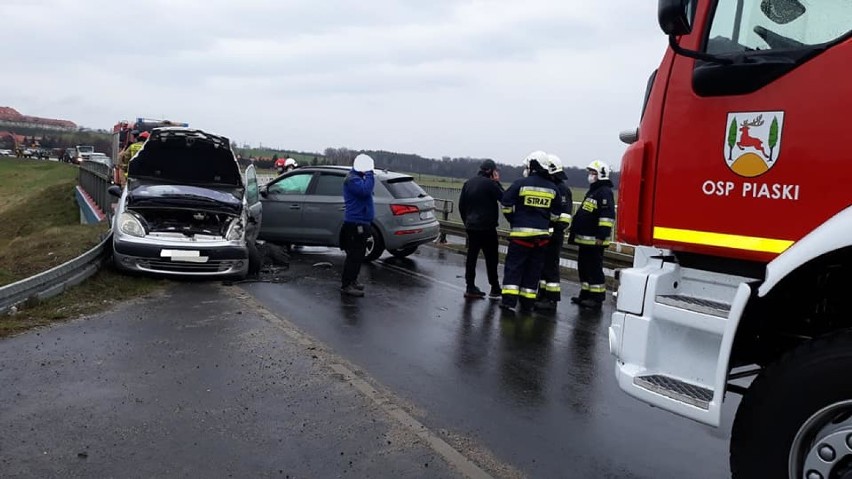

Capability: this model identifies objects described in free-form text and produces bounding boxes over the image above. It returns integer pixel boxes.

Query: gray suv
[259,166,439,261]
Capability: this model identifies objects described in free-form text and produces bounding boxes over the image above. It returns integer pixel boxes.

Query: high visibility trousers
[501,238,548,309]
[577,245,606,303]
[538,227,565,301]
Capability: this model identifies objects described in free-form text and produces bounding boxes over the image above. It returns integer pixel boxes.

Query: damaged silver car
[108,128,262,278]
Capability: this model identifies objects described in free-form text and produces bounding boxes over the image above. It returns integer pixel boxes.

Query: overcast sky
[0,0,665,168]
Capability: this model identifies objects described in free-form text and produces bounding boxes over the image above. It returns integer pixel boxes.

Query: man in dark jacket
[568,160,615,310]
[459,159,504,299]
[499,151,563,313]
[340,154,376,297]
[535,154,572,311]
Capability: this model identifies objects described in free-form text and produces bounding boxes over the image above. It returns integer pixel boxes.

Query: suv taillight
[390,204,419,216]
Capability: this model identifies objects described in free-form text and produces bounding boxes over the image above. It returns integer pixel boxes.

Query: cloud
[0,0,666,167]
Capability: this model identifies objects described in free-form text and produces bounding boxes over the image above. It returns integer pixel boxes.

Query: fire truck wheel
[730,331,852,479]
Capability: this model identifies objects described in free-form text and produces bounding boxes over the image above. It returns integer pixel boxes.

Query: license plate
[420,211,434,220]
[160,249,209,263]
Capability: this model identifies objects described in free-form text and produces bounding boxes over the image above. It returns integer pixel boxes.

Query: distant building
[0,107,77,131]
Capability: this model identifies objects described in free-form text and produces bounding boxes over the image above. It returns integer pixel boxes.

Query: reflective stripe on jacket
[501,174,562,239]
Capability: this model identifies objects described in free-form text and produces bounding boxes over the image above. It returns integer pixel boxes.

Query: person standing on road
[340,154,376,297]
[534,154,573,311]
[568,160,615,310]
[458,159,504,300]
[499,151,563,313]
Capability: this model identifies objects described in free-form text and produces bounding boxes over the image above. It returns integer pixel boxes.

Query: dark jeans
[341,222,369,287]
[577,245,606,302]
[465,229,500,290]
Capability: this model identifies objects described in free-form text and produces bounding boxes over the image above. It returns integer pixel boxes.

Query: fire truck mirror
[658,0,694,36]
[760,0,806,25]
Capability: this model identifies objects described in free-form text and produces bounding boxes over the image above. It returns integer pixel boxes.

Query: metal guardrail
[78,160,114,221]
[437,220,633,270]
[0,232,112,314]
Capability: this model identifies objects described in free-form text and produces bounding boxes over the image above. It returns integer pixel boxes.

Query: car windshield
[707,0,852,54]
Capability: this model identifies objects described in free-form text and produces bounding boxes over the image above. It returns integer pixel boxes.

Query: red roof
[0,106,77,129]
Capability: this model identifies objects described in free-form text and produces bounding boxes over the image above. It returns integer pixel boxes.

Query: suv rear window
[384,177,427,199]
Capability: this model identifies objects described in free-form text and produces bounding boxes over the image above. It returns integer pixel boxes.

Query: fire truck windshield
[706,0,852,54]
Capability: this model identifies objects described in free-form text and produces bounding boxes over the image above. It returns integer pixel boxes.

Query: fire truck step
[633,374,713,410]
[656,294,731,318]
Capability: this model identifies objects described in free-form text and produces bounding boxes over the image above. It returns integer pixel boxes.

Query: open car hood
[127,128,243,187]
[127,184,243,215]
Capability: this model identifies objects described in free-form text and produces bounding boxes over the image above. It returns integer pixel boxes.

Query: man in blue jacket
[340,154,376,297]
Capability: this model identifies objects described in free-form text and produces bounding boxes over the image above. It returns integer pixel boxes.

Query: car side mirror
[658,0,693,36]
[260,187,268,198]
[108,185,122,198]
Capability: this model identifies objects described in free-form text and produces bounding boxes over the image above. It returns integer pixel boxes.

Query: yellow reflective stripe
[501,207,514,213]
[575,235,597,245]
[581,283,590,291]
[544,283,560,292]
[558,214,572,223]
[520,186,556,198]
[520,288,538,299]
[589,284,606,293]
[653,227,793,254]
[509,227,550,237]
[598,217,614,227]
[502,287,520,296]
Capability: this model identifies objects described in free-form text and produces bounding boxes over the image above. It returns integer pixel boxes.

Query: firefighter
[275,157,298,174]
[119,131,149,174]
[535,154,572,311]
[568,160,615,310]
[499,151,563,313]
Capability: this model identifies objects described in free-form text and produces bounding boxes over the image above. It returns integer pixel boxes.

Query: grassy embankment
[0,158,164,337]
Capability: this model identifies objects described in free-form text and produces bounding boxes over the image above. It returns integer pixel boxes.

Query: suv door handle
[289,204,301,210]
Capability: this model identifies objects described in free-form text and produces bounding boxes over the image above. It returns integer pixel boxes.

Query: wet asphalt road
[243,244,737,478]
[0,243,737,478]
[0,283,461,478]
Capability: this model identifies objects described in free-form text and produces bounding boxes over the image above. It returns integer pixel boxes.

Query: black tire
[730,331,852,478]
[389,246,417,258]
[246,240,262,277]
[364,226,384,262]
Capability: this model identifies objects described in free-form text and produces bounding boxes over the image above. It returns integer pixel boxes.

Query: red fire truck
[111,118,189,185]
[611,1,851,477]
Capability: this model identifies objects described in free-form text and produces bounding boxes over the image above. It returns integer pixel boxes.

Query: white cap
[353,154,375,173]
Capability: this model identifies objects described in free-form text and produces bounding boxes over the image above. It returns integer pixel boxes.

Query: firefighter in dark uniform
[499,151,563,312]
[535,154,572,311]
[568,160,615,310]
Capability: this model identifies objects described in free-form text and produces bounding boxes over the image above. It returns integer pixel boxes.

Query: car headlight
[225,218,245,241]
[118,212,146,237]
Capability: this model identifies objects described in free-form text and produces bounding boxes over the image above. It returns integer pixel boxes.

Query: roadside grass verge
[0,172,108,286]
[0,158,167,338]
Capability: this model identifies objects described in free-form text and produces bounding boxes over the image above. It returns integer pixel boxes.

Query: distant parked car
[87,152,112,166]
[0,149,12,156]
[108,127,262,278]
[61,148,76,163]
[258,165,439,261]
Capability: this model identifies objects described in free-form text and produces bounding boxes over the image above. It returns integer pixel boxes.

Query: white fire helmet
[546,154,565,177]
[284,158,298,170]
[587,160,611,181]
[523,150,549,177]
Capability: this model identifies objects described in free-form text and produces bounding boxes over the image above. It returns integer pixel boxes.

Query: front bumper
[113,236,248,277]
